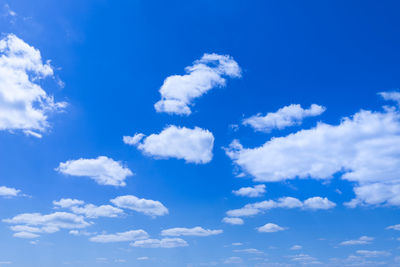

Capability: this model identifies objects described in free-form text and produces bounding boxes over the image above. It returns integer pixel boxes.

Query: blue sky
[1,0,400,266]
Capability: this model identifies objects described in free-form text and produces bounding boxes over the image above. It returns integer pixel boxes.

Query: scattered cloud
[137,257,149,261]
[356,250,391,257]
[110,195,168,217]
[89,230,149,243]
[154,53,241,115]
[234,248,263,254]
[257,223,286,233]
[222,217,244,225]
[386,224,400,231]
[226,97,400,207]
[243,104,325,132]
[53,198,84,208]
[56,156,133,186]
[0,34,66,136]
[123,126,214,164]
[340,236,374,246]
[232,184,266,198]
[131,238,188,248]
[226,196,335,217]
[4,212,90,238]
[70,204,123,219]
[0,186,21,197]
[224,257,242,264]
[161,227,222,237]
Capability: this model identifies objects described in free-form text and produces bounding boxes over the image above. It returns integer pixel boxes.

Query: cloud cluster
[154,53,241,115]
[232,184,266,198]
[226,196,335,217]
[53,198,124,218]
[0,34,66,137]
[4,212,90,239]
[56,156,133,186]
[131,238,188,248]
[89,230,149,243]
[340,236,374,246]
[222,217,244,225]
[161,227,222,237]
[123,126,214,164]
[110,195,168,217]
[226,98,400,207]
[243,104,325,132]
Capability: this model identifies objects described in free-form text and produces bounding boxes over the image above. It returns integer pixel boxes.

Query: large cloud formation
[226,94,400,207]
[154,53,241,115]
[123,125,214,164]
[0,34,66,137]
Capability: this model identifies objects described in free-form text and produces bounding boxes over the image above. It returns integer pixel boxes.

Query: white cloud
[13,231,39,239]
[223,257,242,264]
[4,212,90,238]
[234,248,263,254]
[70,204,123,219]
[161,227,222,237]
[256,223,286,233]
[232,184,266,198]
[69,230,95,236]
[232,242,242,246]
[226,97,400,207]
[110,195,168,217]
[379,91,400,106]
[89,230,149,243]
[137,257,149,260]
[154,53,241,115]
[53,198,84,208]
[0,34,66,136]
[0,186,21,197]
[340,236,374,246]
[131,238,188,248]
[290,245,303,250]
[53,198,123,218]
[123,126,214,164]
[356,250,391,257]
[226,196,335,217]
[243,104,325,132]
[386,224,400,230]
[222,217,244,225]
[303,197,336,210]
[56,156,133,186]
[289,254,321,265]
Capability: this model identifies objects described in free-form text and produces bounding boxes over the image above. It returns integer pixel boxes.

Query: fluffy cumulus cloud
[0,34,66,137]
[161,227,222,237]
[154,53,241,115]
[110,195,168,217]
[131,238,188,248]
[70,204,123,219]
[56,156,133,186]
[226,96,400,207]
[340,236,374,246]
[222,217,244,225]
[256,223,286,233]
[226,196,335,217]
[232,184,266,198]
[4,212,90,238]
[243,104,325,132]
[0,186,21,197]
[123,126,214,164]
[53,198,84,208]
[53,198,124,218]
[89,230,149,243]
